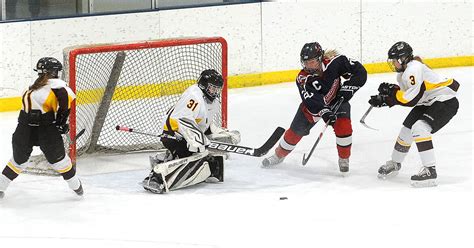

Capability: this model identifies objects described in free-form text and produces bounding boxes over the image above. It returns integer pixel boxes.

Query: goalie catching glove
[207,123,241,144]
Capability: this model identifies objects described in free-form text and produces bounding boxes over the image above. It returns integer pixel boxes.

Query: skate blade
[411,179,437,188]
[340,171,350,177]
[377,171,399,180]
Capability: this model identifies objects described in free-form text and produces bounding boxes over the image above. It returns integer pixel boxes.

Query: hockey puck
[279,197,288,200]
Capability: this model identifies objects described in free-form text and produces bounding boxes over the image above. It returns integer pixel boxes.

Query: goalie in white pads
[369,42,459,187]
[142,69,240,194]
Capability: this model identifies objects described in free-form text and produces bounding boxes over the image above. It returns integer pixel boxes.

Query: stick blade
[253,127,285,157]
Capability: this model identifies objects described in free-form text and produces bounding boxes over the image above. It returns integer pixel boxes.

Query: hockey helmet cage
[387,41,413,72]
[198,69,224,101]
[34,57,63,78]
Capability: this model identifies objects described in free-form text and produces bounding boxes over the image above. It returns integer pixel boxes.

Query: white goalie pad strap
[49,155,73,173]
[167,161,211,191]
[153,150,209,176]
[336,136,352,147]
[178,118,209,152]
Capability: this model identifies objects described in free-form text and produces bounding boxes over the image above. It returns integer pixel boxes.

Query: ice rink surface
[0,67,472,248]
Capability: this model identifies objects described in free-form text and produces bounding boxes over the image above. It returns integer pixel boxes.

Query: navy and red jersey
[296,54,367,116]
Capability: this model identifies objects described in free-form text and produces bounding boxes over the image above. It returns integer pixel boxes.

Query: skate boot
[411,166,437,187]
[142,171,167,194]
[262,153,285,168]
[74,181,84,196]
[338,158,349,174]
[377,160,401,179]
[206,156,224,183]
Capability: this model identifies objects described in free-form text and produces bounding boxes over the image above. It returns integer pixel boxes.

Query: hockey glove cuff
[320,108,337,126]
[378,82,400,96]
[56,123,70,134]
[337,84,360,103]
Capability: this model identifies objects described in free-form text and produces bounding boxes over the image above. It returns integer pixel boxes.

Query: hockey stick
[302,97,344,166]
[359,106,378,131]
[116,125,285,157]
[65,128,86,144]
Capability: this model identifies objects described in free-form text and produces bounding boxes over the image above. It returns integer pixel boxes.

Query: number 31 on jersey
[187,99,199,111]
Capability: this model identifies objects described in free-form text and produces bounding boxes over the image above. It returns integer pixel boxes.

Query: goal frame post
[65,37,228,165]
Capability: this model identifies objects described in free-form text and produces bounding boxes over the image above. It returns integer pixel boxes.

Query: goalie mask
[387,41,413,72]
[198,69,224,101]
[34,57,63,78]
[300,42,324,75]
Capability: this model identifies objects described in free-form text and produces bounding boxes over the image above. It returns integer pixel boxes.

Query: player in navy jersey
[262,42,367,173]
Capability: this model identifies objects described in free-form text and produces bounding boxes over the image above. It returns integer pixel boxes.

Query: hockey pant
[274,102,352,159]
[391,98,459,167]
[0,123,81,192]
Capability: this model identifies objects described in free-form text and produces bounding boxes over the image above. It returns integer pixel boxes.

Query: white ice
[0,67,472,248]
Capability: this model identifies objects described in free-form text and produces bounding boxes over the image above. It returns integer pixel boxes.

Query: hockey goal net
[27,37,227,175]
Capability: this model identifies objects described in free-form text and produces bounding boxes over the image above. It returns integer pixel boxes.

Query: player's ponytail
[29,73,50,91]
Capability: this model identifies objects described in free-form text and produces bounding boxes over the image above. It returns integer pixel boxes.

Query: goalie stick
[116,125,285,157]
[359,106,378,130]
[302,97,344,166]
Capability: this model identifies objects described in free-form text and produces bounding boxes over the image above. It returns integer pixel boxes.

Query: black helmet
[34,57,63,78]
[300,42,324,73]
[387,41,413,72]
[197,69,224,101]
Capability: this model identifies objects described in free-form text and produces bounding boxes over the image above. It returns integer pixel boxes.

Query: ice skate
[377,160,401,179]
[338,158,349,174]
[206,156,224,183]
[142,171,167,194]
[74,181,84,196]
[261,153,285,168]
[411,166,437,187]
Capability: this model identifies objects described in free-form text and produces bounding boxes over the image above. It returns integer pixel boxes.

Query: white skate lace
[417,167,430,176]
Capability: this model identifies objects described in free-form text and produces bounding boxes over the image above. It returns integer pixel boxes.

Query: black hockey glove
[368,94,397,108]
[337,84,360,103]
[56,123,70,134]
[378,82,400,96]
[320,108,337,126]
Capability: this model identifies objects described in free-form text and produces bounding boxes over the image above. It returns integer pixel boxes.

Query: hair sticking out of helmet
[387,41,413,72]
[300,42,324,74]
[34,57,63,78]
[197,69,224,102]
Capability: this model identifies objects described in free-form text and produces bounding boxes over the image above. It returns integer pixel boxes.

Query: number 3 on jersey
[187,99,199,111]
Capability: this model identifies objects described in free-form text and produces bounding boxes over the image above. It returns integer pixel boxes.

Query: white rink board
[0,1,472,97]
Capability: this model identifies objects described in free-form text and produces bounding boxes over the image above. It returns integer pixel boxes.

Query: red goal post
[64,37,228,165]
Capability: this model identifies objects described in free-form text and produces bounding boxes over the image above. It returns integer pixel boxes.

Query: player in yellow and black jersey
[369,42,459,187]
[0,57,83,199]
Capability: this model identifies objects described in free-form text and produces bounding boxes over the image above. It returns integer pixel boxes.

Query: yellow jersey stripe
[423,78,453,90]
[43,91,58,113]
